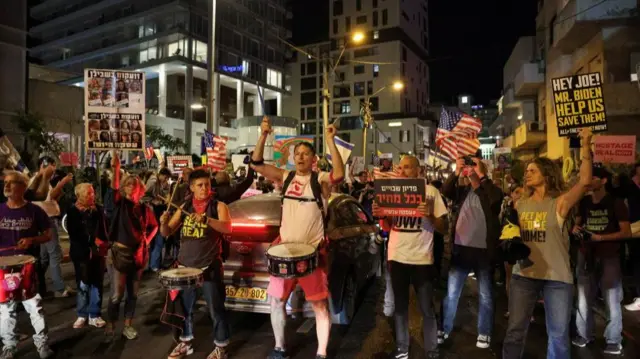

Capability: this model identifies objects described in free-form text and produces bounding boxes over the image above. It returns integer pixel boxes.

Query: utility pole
[321,60,330,154]
[361,99,373,158]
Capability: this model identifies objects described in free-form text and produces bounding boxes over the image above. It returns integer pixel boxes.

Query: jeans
[149,232,164,270]
[179,261,230,346]
[575,252,623,344]
[0,295,48,350]
[389,261,437,354]
[73,258,105,318]
[502,275,573,359]
[40,218,65,293]
[106,263,143,322]
[441,261,494,336]
[433,233,445,279]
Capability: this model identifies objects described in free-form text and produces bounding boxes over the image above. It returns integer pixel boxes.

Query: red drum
[0,255,37,303]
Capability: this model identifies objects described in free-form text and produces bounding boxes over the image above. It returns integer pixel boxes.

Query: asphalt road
[8,259,640,359]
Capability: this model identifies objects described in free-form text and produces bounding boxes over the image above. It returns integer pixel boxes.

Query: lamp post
[361,81,404,158]
[321,31,365,152]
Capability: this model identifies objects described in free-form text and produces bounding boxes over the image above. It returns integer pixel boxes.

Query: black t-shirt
[67,204,107,261]
[579,193,629,257]
[109,191,157,248]
[351,181,366,197]
[178,199,223,268]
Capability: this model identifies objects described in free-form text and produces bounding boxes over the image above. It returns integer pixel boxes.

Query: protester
[144,167,171,271]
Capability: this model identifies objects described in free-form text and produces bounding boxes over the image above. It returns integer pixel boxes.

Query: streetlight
[361,80,404,157]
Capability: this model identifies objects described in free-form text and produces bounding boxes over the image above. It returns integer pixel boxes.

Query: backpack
[281,171,327,229]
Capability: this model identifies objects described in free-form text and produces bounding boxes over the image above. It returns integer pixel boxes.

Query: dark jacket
[214,168,255,204]
[66,204,108,262]
[442,174,503,261]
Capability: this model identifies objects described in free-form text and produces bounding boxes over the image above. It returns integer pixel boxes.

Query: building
[497,0,640,161]
[28,0,295,156]
[284,0,433,162]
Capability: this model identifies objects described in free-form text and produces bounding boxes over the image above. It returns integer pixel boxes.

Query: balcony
[553,0,638,54]
[514,122,546,150]
[514,62,545,96]
[603,82,640,116]
[502,87,521,108]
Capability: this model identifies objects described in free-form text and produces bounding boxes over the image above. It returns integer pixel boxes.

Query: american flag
[436,107,482,160]
[373,166,402,179]
[144,139,154,160]
[202,131,227,171]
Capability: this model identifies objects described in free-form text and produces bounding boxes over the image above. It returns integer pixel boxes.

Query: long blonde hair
[524,157,566,199]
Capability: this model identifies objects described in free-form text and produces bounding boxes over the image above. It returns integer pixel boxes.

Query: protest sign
[551,72,607,137]
[167,155,193,174]
[273,135,314,170]
[593,135,636,164]
[85,69,145,151]
[374,178,426,217]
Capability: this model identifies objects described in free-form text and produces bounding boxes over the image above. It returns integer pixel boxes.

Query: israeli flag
[326,136,354,166]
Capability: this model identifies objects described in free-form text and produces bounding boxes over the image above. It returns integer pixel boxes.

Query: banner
[167,155,192,174]
[593,135,636,164]
[551,72,607,137]
[374,178,427,217]
[85,69,145,151]
[273,135,314,170]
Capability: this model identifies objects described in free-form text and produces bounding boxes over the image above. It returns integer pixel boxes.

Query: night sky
[291,0,538,106]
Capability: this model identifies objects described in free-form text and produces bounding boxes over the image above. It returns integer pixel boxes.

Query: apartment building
[28,0,295,155]
[497,0,640,160]
[284,0,433,162]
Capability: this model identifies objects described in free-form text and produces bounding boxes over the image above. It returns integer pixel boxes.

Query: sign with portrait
[374,178,427,217]
[551,72,607,137]
[84,69,145,151]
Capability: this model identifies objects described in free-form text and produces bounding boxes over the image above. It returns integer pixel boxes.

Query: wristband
[251,159,264,166]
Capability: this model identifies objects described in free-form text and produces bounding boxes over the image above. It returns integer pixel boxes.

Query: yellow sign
[225,286,268,301]
[551,72,607,137]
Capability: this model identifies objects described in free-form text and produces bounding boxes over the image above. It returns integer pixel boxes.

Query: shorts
[267,267,328,301]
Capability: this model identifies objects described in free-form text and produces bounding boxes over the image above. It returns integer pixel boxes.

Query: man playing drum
[250,116,345,359]
[159,169,233,359]
[0,171,54,359]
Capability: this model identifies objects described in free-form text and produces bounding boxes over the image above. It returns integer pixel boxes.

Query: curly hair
[524,157,566,199]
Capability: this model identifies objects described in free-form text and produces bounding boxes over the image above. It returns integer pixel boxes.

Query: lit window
[461,96,468,104]
[373,31,379,39]
[341,101,351,114]
[242,59,249,76]
[267,68,283,88]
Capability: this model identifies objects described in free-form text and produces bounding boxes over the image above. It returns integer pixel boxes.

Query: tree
[11,111,65,168]
[145,125,188,153]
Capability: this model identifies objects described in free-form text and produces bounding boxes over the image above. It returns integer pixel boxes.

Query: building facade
[496,0,640,161]
[284,0,432,162]
[28,0,295,154]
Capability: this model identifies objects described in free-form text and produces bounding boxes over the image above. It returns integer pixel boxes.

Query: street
[9,247,640,359]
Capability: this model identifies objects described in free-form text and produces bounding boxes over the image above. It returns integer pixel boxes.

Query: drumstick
[155,195,212,221]
[165,177,182,208]
[0,246,18,253]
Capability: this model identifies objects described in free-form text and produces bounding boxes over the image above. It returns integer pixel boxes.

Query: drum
[266,243,317,279]
[159,268,204,290]
[0,255,37,303]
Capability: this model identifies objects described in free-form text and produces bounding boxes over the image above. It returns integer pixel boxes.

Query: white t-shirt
[388,184,447,265]
[279,170,332,248]
[28,178,60,218]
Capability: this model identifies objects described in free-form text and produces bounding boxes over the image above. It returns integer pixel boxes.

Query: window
[301,77,317,90]
[354,82,365,96]
[373,30,379,39]
[300,63,306,76]
[267,68,282,88]
[341,101,351,114]
[307,62,317,75]
[379,132,392,143]
[300,108,305,121]
[373,0,378,7]
[370,97,379,111]
[356,15,367,24]
[306,107,317,120]
[301,122,316,135]
[356,0,362,11]
[382,9,388,25]
[301,92,316,105]
[373,11,378,26]
[345,16,351,32]
[367,81,373,94]
[402,47,407,61]
[333,84,350,98]
[354,47,378,58]
[354,65,365,74]
[373,64,379,77]
[333,0,343,16]
[242,59,249,76]
[399,130,411,143]
[333,19,338,34]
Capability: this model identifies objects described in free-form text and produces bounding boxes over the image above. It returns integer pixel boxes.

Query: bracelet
[250,159,264,165]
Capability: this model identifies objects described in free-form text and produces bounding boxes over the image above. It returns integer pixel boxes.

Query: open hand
[61,173,74,185]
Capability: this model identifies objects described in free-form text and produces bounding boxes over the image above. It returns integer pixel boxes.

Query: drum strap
[281,171,327,229]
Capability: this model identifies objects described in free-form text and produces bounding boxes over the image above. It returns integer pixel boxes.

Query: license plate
[225,285,268,302]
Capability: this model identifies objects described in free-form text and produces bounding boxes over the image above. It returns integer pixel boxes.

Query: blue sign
[219,65,243,73]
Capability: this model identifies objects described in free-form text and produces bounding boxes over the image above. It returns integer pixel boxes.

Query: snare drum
[266,243,317,279]
[159,268,204,290]
[0,255,37,303]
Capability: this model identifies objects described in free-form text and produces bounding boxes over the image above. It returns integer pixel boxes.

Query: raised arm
[49,173,73,201]
[111,151,121,190]
[250,116,285,183]
[557,128,592,219]
[324,123,344,181]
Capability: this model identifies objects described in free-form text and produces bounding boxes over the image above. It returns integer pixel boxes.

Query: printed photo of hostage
[115,80,129,108]
[101,78,115,107]
[99,132,110,143]
[131,132,142,148]
[128,80,142,94]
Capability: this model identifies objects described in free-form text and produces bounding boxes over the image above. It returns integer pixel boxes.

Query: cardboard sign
[59,152,79,167]
[374,178,426,217]
[167,155,193,174]
[593,135,636,164]
[551,72,607,137]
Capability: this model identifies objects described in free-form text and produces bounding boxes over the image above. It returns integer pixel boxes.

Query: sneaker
[624,297,640,311]
[571,336,592,348]
[0,347,16,359]
[206,347,228,359]
[437,330,448,345]
[267,348,290,359]
[168,342,194,359]
[89,317,106,328]
[476,335,491,349]
[122,326,138,340]
[73,317,87,329]
[37,344,54,359]
[603,343,623,355]
[391,349,409,359]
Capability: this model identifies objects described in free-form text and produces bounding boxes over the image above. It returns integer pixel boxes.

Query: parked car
[223,192,380,324]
